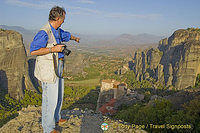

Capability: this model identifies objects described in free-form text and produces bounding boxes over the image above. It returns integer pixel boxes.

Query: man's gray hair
[49,6,66,21]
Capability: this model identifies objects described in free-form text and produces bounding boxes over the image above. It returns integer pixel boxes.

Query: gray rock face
[0,29,34,99]
[136,94,145,101]
[0,106,43,133]
[130,29,200,89]
[0,106,147,133]
[164,88,200,109]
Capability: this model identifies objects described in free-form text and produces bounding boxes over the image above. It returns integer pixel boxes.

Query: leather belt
[59,58,64,61]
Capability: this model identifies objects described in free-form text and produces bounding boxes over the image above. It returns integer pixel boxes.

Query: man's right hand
[51,44,65,52]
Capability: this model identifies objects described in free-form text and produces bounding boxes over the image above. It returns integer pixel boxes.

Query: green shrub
[0,94,21,127]
[195,74,200,88]
[134,99,173,125]
[62,85,99,110]
[20,89,42,107]
[114,97,200,132]
[0,89,42,127]
[114,104,142,122]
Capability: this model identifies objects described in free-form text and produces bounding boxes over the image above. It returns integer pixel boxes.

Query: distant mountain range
[102,33,162,46]
[0,25,163,49]
[0,25,37,53]
[118,33,163,44]
[0,25,37,35]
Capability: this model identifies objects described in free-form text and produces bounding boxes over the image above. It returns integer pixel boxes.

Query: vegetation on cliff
[62,85,99,110]
[187,27,200,32]
[0,89,42,127]
[113,97,200,132]
[0,84,100,127]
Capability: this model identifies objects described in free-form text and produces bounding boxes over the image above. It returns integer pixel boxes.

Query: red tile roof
[98,98,117,115]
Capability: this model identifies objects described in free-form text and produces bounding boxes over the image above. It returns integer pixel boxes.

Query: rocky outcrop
[164,88,200,109]
[0,29,34,99]
[0,106,147,133]
[130,28,200,89]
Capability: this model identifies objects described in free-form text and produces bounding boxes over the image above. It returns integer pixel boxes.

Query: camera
[54,44,71,56]
[62,45,71,56]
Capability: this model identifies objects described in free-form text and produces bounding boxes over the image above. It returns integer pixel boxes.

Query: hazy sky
[0,0,200,36]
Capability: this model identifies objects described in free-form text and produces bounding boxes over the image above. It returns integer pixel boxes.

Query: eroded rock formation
[0,29,34,99]
[130,29,200,89]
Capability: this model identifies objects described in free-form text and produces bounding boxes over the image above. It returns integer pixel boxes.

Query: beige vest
[34,23,59,83]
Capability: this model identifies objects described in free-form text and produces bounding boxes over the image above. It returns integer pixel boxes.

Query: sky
[0,0,200,36]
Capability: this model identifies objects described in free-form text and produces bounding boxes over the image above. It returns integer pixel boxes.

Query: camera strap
[58,28,62,44]
[53,53,63,78]
[51,29,63,79]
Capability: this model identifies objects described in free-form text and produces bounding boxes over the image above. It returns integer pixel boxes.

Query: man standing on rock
[30,6,79,133]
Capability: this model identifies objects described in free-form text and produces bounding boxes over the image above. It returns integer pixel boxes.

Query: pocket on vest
[35,59,56,83]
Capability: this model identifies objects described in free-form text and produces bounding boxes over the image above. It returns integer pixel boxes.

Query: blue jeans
[41,59,64,133]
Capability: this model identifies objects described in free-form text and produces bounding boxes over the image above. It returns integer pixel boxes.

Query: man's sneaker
[50,129,59,133]
[56,119,67,126]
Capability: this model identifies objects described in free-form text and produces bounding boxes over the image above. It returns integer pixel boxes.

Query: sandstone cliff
[0,29,35,99]
[130,28,200,89]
